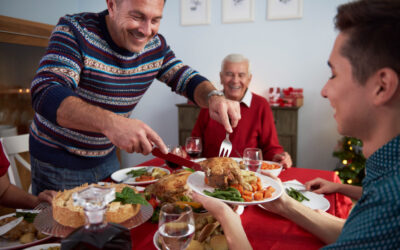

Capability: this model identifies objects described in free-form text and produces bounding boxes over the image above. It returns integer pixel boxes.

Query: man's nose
[138,21,152,37]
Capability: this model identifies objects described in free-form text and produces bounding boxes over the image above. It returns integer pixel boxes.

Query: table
[130,158,353,250]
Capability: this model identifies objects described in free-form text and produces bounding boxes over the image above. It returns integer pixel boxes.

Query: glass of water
[243,148,263,172]
[158,203,195,250]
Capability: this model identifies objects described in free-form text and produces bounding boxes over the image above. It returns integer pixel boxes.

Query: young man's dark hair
[335,0,400,84]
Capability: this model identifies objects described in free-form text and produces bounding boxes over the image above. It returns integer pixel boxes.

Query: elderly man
[194,0,400,249]
[192,54,292,168]
[29,0,240,194]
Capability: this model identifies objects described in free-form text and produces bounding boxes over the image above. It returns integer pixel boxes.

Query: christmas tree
[333,137,366,186]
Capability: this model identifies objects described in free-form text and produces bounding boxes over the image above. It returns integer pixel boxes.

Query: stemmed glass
[185,137,202,159]
[158,203,195,250]
[243,148,263,172]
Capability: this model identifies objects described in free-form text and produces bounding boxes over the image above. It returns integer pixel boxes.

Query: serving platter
[0,213,52,250]
[34,204,153,238]
[111,166,170,185]
[187,171,283,206]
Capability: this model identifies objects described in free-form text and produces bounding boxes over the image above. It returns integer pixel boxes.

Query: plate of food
[258,184,330,212]
[188,157,283,205]
[111,166,170,185]
[34,183,153,238]
[0,212,51,250]
[24,243,61,250]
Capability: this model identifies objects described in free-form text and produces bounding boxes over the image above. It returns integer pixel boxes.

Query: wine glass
[243,148,263,172]
[158,203,195,250]
[185,137,202,159]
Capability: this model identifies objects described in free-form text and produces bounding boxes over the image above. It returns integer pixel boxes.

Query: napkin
[283,180,306,191]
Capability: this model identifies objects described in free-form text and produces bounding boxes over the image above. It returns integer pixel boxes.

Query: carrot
[267,186,275,192]
[263,189,273,199]
[254,191,264,201]
[230,184,244,195]
[204,176,209,184]
[243,190,253,197]
[256,181,263,191]
[242,195,253,202]
[136,175,155,182]
[251,184,258,192]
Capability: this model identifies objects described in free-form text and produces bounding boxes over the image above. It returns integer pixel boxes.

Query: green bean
[286,188,310,202]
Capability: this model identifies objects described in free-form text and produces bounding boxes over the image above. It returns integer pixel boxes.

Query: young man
[194,0,400,249]
[192,54,292,168]
[29,0,240,194]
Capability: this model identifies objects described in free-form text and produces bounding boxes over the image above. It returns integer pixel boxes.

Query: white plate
[0,213,52,250]
[258,190,330,212]
[111,166,170,185]
[24,243,61,250]
[187,171,283,206]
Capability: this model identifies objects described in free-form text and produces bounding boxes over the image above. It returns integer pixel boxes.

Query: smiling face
[220,60,252,101]
[106,0,164,53]
[321,33,373,138]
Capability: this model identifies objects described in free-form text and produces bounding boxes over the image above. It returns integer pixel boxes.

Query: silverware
[0,216,23,236]
[219,132,232,157]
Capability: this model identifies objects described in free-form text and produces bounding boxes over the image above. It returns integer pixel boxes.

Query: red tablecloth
[130,159,353,250]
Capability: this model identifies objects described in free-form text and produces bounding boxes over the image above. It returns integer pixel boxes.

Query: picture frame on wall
[267,0,303,20]
[222,0,255,23]
[180,0,211,26]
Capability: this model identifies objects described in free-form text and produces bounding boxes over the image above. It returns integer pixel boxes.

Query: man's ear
[106,0,116,18]
[372,68,399,105]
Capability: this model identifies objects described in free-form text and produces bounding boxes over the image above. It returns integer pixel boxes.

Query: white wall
[0,0,349,171]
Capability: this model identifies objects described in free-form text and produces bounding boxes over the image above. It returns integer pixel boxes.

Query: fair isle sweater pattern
[29,11,206,169]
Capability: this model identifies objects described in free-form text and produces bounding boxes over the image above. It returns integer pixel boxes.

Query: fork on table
[219,132,232,157]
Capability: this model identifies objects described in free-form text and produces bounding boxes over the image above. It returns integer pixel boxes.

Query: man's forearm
[193,81,217,108]
[56,96,117,134]
[336,184,363,200]
[281,198,345,244]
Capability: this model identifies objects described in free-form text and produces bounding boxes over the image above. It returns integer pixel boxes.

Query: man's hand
[103,115,168,155]
[208,96,241,133]
[273,152,293,169]
[38,190,57,204]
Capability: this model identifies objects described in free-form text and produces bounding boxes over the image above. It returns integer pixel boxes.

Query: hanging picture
[222,0,255,23]
[181,0,211,26]
[267,0,303,20]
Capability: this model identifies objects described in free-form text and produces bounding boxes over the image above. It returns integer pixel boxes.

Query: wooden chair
[0,134,31,193]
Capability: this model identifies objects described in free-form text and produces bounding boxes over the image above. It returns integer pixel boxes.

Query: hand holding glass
[158,203,195,250]
[243,148,263,172]
[185,137,202,159]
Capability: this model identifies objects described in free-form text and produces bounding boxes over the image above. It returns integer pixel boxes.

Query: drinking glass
[158,203,195,250]
[243,148,263,172]
[185,137,202,159]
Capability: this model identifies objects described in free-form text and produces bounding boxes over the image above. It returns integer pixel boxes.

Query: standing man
[192,54,292,168]
[29,0,240,194]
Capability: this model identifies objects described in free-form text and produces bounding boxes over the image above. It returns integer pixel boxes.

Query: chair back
[0,134,31,193]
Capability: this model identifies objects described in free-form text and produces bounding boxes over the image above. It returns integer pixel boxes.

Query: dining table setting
[0,151,353,250]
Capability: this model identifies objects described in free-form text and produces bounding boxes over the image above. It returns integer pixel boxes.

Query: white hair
[221,53,251,73]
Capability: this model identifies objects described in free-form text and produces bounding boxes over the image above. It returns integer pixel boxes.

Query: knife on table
[0,216,23,236]
[151,147,202,171]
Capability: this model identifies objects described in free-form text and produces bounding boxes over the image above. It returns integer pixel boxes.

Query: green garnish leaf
[114,187,149,205]
[15,212,37,223]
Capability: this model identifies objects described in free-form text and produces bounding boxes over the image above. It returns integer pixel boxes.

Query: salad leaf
[114,187,149,205]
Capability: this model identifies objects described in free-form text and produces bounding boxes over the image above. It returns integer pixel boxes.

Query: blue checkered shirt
[324,135,400,249]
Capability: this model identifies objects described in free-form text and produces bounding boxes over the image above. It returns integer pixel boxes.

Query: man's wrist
[207,90,224,102]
